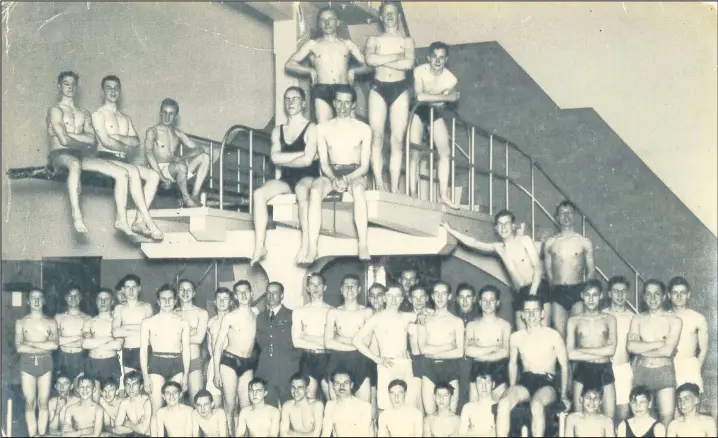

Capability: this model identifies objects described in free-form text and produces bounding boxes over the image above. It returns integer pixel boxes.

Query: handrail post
[219,139,224,210]
[209,141,214,190]
[505,141,509,209]
[429,107,435,203]
[405,106,412,196]
[530,160,535,240]
[237,137,241,195]
[489,134,494,215]
[470,127,475,211]
[249,130,254,214]
[582,215,587,282]
[451,117,456,204]
[634,270,640,311]
[214,260,219,292]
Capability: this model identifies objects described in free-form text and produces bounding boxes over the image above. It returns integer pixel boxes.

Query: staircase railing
[406,102,643,312]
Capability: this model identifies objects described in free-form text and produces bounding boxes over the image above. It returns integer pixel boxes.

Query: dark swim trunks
[414,104,451,126]
[422,357,461,384]
[371,77,411,108]
[122,347,141,371]
[57,351,86,379]
[327,350,374,387]
[513,279,551,312]
[411,354,424,379]
[470,358,510,386]
[312,83,343,106]
[279,123,320,192]
[19,353,53,378]
[299,350,330,382]
[632,362,676,392]
[573,362,615,387]
[148,352,183,380]
[551,283,585,312]
[220,350,259,378]
[518,372,557,396]
[85,356,121,382]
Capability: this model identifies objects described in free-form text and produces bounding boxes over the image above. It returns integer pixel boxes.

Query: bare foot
[147,226,164,241]
[131,220,151,236]
[250,246,268,267]
[295,245,308,264]
[301,247,318,265]
[358,245,371,261]
[73,217,89,233]
[440,195,461,210]
[183,197,199,208]
[114,219,134,236]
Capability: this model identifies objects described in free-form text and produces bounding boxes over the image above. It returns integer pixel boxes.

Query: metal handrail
[407,101,645,311]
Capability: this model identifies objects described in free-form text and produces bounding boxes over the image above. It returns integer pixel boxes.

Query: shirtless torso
[323,396,374,437]
[367,29,414,83]
[113,300,154,351]
[424,411,460,437]
[630,311,682,368]
[380,405,423,437]
[673,307,708,389]
[564,412,615,437]
[192,408,228,437]
[459,400,497,437]
[320,118,371,167]
[218,307,257,358]
[155,404,194,437]
[237,404,280,437]
[62,399,103,437]
[47,102,95,154]
[92,105,137,159]
[544,232,593,286]
[56,309,91,354]
[114,393,151,436]
[280,398,324,437]
[668,414,718,437]
[513,326,563,376]
[83,312,122,360]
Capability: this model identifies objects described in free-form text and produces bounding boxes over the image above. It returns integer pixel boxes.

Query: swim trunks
[48,148,88,166]
[85,356,121,382]
[312,83,343,107]
[632,362,676,392]
[219,350,258,378]
[57,351,86,379]
[550,283,585,312]
[513,279,551,313]
[573,361,615,387]
[674,356,703,391]
[122,347,141,371]
[299,350,329,383]
[94,149,127,162]
[19,353,53,378]
[517,372,557,396]
[422,357,461,384]
[328,163,367,190]
[327,350,374,388]
[411,354,424,379]
[189,356,204,374]
[148,352,183,381]
[371,77,411,108]
[470,358,509,386]
[623,420,660,438]
[612,362,633,405]
[414,104,450,126]
[369,362,378,387]
[158,161,194,183]
[278,123,319,192]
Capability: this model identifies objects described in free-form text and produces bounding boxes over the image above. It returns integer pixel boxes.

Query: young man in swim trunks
[213,280,259,435]
[305,85,373,263]
[616,386,665,438]
[112,274,153,376]
[251,87,319,266]
[154,381,193,437]
[292,273,333,401]
[82,289,123,400]
[16,288,59,438]
[627,279,682,427]
[378,379,423,437]
[111,371,151,437]
[408,41,461,208]
[366,283,386,418]
[418,281,465,415]
[192,389,229,437]
[48,371,80,436]
[321,370,374,437]
[55,286,91,381]
[406,284,434,412]
[46,71,97,233]
[465,285,512,403]
[668,276,709,394]
[280,373,325,437]
[285,7,370,123]
[398,267,419,312]
[236,377,281,437]
[563,386,615,437]
[139,285,190,435]
[97,378,124,431]
[206,287,231,407]
[61,374,103,437]
[667,383,717,437]
[443,210,550,330]
[566,280,617,419]
[175,278,209,402]
[496,296,570,438]
[423,382,461,437]
[325,274,374,402]
[459,372,499,437]
[353,285,423,413]
[91,74,164,240]
[145,98,210,208]
[365,1,416,193]
[602,275,636,423]
[543,200,595,338]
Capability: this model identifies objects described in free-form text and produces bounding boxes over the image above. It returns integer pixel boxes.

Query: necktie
[269,311,275,321]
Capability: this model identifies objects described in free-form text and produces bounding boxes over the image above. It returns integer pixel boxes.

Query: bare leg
[136,165,161,209]
[515,310,528,331]
[21,372,38,437]
[36,371,52,436]
[449,379,459,414]
[169,162,196,207]
[615,404,630,423]
[187,362,204,403]
[368,90,389,191]
[573,380,584,413]
[656,387,676,428]
[552,303,569,339]
[496,386,531,437]
[304,178,333,264]
[422,377,437,416]
[148,374,166,436]
[315,98,334,124]
[80,158,131,235]
[354,378,371,403]
[111,162,163,240]
[306,375,319,401]
[349,181,370,261]
[237,370,254,410]
[186,153,211,199]
[432,119,460,209]
[320,379,331,403]
[408,114,425,198]
[219,366,239,436]
[530,387,557,438]
[251,180,291,265]
[602,383,616,421]
[388,91,411,193]
[53,154,87,232]
[295,178,314,263]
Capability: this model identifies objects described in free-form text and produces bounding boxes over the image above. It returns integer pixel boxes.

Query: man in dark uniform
[398,267,419,312]
[451,283,481,413]
[255,282,300,408]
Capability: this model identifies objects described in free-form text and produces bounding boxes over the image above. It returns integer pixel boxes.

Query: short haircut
[177,278,196,290]
[432,281,452,295]
[668,276,690,292]
[643,279,666,295]
[341,274,361,286]
[100,377,119,390]
[676,382,700,397]
[494,209,515,225]
[478,285,500,301]
[101,74,121,89]
[379,1,400,16]
[522,295,544,310]
[307,272,326,285]
[233,279,252,291]
[96,288,113,298]
[456,283,476,296]
[428,41,450,56]
[583,279,604,295]
[267,281,285,295]
[160,98,179,112]
[629,385,652,402]
[409,284,428,296]
[368,283,386,294]
[471,369,494,382]
[248,377,267,390]
[289,372,310,386]
[434,381,455,396]
[285,86,306,101]
[194,389,214,404]
[215,287,232,298]
[331,368,352,383]
[608,275,631,291]
[333,84,357,103]
[156,284,177,301]
[120,274,141,287]
[27,287,45,299]
[162,381,182,393]
[555,200,577,216]
[57,71,79,84]
[123,371,142,386]
[581,385,603,398]
[401,267,418,276]
[65,284,81,296]
[76,373,94,387]
[316,6,337,22]
[388,379,407,392]
[54,370,72,384]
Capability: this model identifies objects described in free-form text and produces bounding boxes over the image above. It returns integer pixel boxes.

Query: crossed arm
[566,316,617,361]
[324,310,355,352]
[627,316,682,357]
[15,319,59,353]
[49,107,96,147]
[291,312,327,351]
[61,406,103,437]
[81,320,123,351]
[365,36,415,71]
[413,70,458,103]
[465,323,511,362]
[418,319,464,358]
[113,398,151,435]
[91,112,140,153]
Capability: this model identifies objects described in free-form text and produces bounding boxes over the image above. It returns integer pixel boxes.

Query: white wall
[404,2,717,234]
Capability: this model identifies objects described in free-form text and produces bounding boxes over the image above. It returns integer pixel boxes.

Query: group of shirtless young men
[15,198,715,437]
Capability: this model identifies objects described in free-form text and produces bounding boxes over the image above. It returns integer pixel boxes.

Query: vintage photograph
[1,1,716,437]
